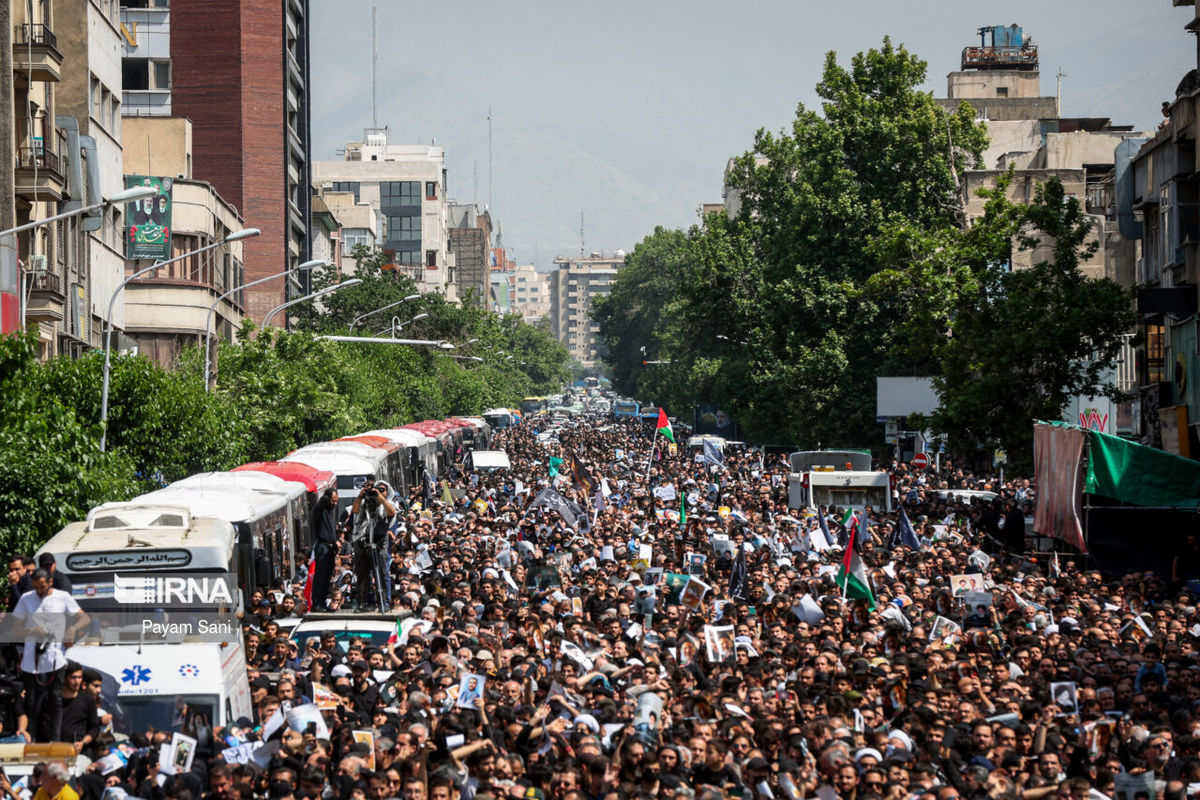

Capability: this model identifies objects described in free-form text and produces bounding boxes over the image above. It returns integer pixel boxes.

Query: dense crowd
[4,406,1200,800]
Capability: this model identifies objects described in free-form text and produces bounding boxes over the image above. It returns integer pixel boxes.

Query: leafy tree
[871,177,1133,468]
[0,332,138,555]
[597,38,988,450]
[31,349,247,489]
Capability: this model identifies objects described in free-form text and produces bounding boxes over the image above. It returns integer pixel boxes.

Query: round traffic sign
[912,452,930,470]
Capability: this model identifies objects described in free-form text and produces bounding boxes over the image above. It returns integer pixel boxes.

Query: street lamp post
[317,335,453,347]
[348,295,421,334]
[5,186,159,330]
[1,185,157,239]
[261,278,362,328]
[99,226,261,452]
[375,312,428,337]
[203,259,331,391]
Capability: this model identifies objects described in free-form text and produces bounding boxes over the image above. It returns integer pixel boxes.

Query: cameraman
[350,481,395,612]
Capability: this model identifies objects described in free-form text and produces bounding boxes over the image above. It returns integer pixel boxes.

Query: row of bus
[27,408,530,734]
[38,412,522,623]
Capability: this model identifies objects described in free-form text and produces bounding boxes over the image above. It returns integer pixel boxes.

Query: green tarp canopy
[1085,428,1200,508]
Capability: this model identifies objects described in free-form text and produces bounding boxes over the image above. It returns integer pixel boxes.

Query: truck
[787,450,892,514]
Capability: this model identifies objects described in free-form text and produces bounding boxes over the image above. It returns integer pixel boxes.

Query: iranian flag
[836,525,876,610]
[656,408,675,443]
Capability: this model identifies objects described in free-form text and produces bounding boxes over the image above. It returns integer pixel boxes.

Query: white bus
[788,450,892,514]
[38,504,239,613]
[129,486,294,599]
[280,450,379,518]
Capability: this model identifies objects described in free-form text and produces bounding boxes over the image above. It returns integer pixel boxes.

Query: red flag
[303,553,315,609]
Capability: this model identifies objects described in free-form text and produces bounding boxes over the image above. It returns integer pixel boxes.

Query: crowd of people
[3,402,1200,800]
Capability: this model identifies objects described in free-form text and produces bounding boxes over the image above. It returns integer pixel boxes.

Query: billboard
[125,175,173,260]
[694,403,737,438]
[876,377,939,418]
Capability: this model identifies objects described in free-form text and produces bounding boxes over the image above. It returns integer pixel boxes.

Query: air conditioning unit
[28,254,47,275]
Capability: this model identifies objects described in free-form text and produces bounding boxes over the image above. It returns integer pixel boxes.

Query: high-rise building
[3,0,93,357]
[56,0,127,351]
[548,252,623,366]
[312,130,451,297]
[120,116,248,367]
[448,203,491,304]
[493,263,549,323]
[120,0,312,324]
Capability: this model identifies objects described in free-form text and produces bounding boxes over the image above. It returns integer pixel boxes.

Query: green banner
[125,175,173,260]
[1085,428,1200,508]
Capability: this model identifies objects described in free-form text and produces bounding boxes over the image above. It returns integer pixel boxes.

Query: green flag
[548,456,564,477]
[680,492,686,526]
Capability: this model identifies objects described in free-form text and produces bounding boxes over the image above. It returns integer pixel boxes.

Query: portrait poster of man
[456,673,486,708]
[1050,681,1078,716]
[125,175,173,260]
[679,576,710,611]
[703,624,735,663]
[951,573,985,596]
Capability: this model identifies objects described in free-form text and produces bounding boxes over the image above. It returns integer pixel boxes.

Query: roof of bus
[232,462,335,493]
[383,429,436,446]
[172,472,306,501]
[38,510,236,566]
[289,442,386,466]
[336,435,401,453]
[354,429,431,448]
[278,451,376,476]
[129,486,288,523]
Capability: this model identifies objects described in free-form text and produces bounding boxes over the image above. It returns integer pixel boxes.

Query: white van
[468,450,511,473]
[66,640,252,733]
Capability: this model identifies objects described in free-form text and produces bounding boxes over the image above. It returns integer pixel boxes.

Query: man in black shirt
[309,489,339,611]
[59,664,98,752]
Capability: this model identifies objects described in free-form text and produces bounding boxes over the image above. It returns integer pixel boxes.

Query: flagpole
[645,427,657,482]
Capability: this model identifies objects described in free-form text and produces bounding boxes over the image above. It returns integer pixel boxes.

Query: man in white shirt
[13,568,90,741]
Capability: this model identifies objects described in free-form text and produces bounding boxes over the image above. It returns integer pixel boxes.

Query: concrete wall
[122,116,191,178]
[1038,130,1151,170]
[947,69,1041,99]
[978,119,1042,169]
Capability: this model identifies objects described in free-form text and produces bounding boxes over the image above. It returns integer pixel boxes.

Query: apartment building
[120,116,246,367]
[447,202,491,304]
[57,0,127,351]
[3,0,92,357]
[312,130,451,297]
[493,263,549,323]
[120,0,313,324]
[549,252,623,366]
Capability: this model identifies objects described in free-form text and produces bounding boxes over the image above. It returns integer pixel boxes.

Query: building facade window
[380,181,420,207]
[330,182,360,203]
[396,249,420,266]
[425,250,437,268]
[386,215,420,242]
[425,181,438,200]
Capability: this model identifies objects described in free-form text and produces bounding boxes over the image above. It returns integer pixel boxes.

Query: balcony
[12,24,62,85]
[26,270,65,323]
[14,144,67,203]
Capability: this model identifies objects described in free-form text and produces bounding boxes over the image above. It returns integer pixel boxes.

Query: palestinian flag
[836,525,876,610]
[656,408,674,443]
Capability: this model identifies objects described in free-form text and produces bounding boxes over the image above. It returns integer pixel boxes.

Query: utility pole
[371,5,378,128]
[0,0,16,232]
[487,107,493,212]
[1056,66,1067,118]
[0,0,17,331]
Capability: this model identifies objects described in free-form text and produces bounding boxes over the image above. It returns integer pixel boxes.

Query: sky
[309,1,1195,271]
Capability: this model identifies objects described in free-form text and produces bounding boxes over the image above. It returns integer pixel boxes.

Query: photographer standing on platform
[350,480,395,612]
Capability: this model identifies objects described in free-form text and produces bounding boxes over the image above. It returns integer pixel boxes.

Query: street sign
[911,452,930,470]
